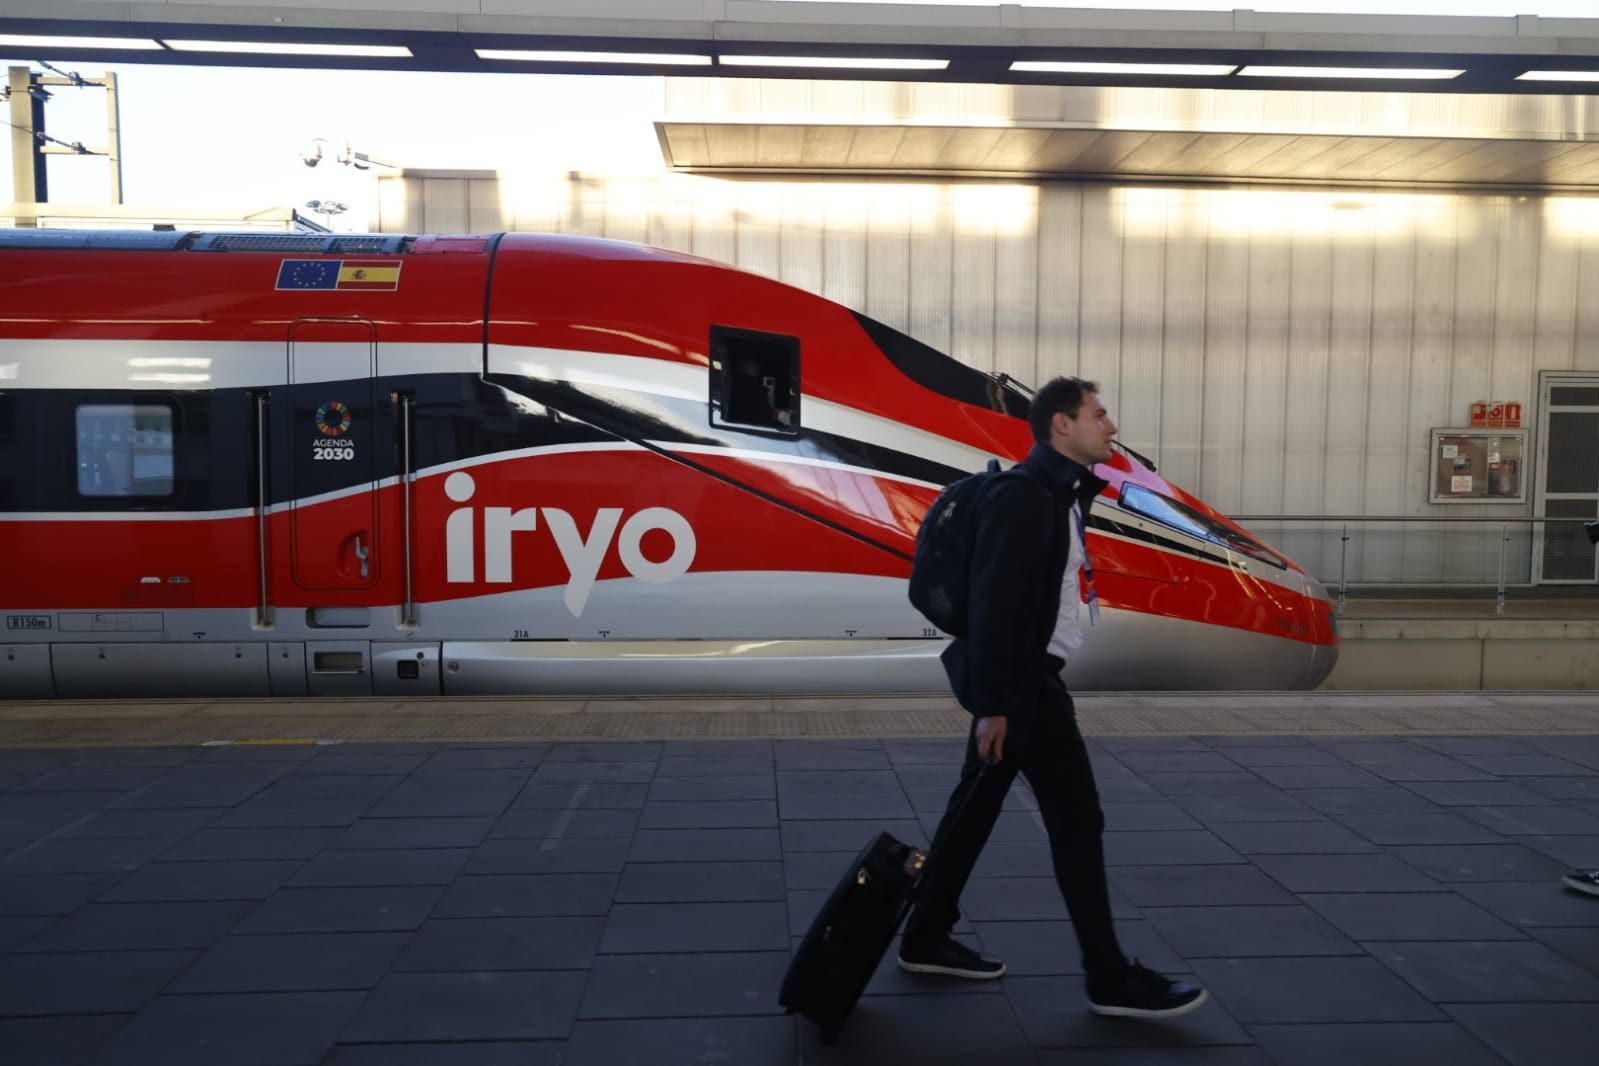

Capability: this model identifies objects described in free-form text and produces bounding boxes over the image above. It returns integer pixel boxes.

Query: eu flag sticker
[276,260,339,290]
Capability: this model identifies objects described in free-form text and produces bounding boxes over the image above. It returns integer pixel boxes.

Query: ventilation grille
[0,229,192,251]
[195,233,408,254]
[199,233,327,252]
[0,229,414,256]
[328,236,402,254]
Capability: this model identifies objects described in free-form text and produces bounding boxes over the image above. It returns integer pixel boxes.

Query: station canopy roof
[9,2,1599,189]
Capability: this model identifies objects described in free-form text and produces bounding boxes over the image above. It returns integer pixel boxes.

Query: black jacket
[941,442,1108,725]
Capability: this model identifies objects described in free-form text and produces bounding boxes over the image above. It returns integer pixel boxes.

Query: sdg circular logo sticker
[315,401,353,437]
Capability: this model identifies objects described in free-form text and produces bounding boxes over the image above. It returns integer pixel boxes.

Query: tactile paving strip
[0,692,1595,746]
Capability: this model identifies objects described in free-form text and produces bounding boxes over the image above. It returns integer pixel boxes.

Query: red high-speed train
[0,229,1336,699]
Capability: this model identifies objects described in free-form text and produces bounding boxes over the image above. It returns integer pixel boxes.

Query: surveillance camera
[301,142,323,167]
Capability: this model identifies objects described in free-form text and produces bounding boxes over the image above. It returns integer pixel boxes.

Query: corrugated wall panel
[778,187,825,297]
[467,178,504,234]
[503,175,564,235]
[387,170,1599,586]
[1532,215,1580,373]
[821,195,866,317]
[1360,229,1417,582]
[1451,201,1498,419]
[1241,226,1290,516]
[1200,207,1249,513]
[1077,190,1124,417]
[734,183,781,283]
[645,177,695,256]
[1322,231,1374,586]
[950,193,998,374]
[691,190,736,270]
[864,186,911,334]
[1118,195,1166,464]
[1282,236,1333,574]
[1493,200,1540,408]
[421,178,468,235]
[1490,200,1540,583]
[1404,204,1460,583]
[377,177,419,234]
[1324,233,1374,523]
[1444,202,1499,582]
[1576,239,1599,374]
[1159,199,1207,493]
[994,221,1039,387]
[600,178,649,246]
[1035,185,1082,385]
[907,193,953,357]
[565,176,607,239]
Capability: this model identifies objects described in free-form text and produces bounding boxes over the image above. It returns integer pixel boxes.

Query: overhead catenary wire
[0,116,94,154]
[36,60,88,86]
[3,62,107,155]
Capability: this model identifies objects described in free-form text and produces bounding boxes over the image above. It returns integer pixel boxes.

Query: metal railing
[1227,515,1599,617]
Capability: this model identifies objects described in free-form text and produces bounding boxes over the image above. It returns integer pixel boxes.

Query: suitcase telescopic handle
[916,760,991,876]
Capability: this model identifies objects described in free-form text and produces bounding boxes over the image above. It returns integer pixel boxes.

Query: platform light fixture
[1010,61,1237,76]
[301,138,398,171]
[161,40,412,58]
[1517,70,1599,82]
[718,56,949,70]
[1238,65,1463,80]
[0,34,163,50]
[475,49,711,66]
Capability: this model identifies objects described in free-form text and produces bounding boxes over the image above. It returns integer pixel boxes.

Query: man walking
[897,376,1207,1018]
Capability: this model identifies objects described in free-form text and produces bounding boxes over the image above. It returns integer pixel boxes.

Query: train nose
[1302,574,1339,688]
[1305,640,1339,689]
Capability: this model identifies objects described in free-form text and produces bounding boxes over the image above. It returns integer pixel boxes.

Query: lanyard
[1072,501,1100,626]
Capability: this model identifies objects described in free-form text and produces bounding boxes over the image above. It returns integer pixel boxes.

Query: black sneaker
[1087,960,1207,1019]
[897,935,1006,979]
[1563,869,1599,897]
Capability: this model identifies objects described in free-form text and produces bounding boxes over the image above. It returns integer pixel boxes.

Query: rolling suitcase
[778,765,987,1043]
[777,829,926,1043]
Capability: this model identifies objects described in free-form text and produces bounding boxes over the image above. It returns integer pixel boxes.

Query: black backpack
[909,460,1043,637]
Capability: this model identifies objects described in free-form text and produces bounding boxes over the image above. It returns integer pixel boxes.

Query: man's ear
[1051,410,1073,438]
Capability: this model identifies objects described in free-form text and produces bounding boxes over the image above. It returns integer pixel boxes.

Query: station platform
[1,692,1596,1065]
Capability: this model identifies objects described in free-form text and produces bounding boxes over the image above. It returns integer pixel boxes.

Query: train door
[1534,371,1599,584]
[289,318,378,590]
[289,318,379,694]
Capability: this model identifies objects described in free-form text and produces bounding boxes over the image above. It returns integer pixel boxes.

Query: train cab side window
[709,327,799,435]
[75,403,176,497]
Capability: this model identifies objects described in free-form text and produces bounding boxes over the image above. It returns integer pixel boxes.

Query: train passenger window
[75,403,175,497]
[1119,482,1287,569]
[709,326,799,435]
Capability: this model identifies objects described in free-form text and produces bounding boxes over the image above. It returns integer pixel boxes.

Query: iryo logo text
[443,471,697,616]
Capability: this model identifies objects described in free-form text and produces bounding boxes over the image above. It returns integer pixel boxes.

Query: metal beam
[7,65,46,210]
[2,5,1599,94]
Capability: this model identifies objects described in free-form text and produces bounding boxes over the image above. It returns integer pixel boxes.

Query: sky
[3,0,1597,228]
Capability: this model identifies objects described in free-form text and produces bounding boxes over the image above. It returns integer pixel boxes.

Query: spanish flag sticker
[336,260,402,290]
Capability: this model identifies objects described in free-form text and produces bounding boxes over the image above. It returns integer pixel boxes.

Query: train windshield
[1119,483,1288,569]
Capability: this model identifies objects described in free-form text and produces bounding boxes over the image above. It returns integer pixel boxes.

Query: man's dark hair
[1028,376,1098,443]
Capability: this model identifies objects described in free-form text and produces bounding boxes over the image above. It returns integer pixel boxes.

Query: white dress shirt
[1047,502,1088,664]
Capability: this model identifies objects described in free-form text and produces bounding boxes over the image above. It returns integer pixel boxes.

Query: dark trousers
[904,674,1128,981]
